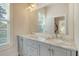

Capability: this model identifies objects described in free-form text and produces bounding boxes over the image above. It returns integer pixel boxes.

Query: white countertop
[18,34,77,51]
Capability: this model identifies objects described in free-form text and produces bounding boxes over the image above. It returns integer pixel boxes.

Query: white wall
[74,4,79,55]
[13,3,38,37]
[12,3,33,53]
[68,4,74,40]
[28,11,38,33]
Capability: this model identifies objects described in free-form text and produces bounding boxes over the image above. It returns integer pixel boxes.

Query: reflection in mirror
[54,16,65,35]
[38,8,46,32]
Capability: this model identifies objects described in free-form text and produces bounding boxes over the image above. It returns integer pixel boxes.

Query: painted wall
[74,3,79,55]
[28,11,38,33]
[68,4,74,40]
[13,4,30,49]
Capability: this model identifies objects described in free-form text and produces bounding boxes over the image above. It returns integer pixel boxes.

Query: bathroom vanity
[17,34,78,56]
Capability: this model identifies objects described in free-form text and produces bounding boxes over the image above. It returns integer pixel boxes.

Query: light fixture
[26,4,37,12]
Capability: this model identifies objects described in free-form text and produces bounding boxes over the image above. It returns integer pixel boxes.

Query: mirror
[37,4,69,36]
[29,3,74,40]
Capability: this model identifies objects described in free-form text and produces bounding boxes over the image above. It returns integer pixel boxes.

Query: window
[0,3,10,46]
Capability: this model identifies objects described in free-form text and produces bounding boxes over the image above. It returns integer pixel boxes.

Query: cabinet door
[23,45,39,56]
[39,43,51,56]
[53,46,67,56]
[72,50,76,56]
[66,49,75,56]
[23,39,39,56]
[66,49,76,56]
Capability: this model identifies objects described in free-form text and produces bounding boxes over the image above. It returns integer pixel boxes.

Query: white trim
[0,42,11,52]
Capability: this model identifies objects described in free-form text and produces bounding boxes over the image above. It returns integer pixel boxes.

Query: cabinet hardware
[76,51,78,56]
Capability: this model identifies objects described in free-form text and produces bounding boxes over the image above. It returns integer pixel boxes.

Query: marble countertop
[18,34,77,51]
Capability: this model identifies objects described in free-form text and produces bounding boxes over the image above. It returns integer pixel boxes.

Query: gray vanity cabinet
[39,43,77,56]
[66,49,77,56]
[39,43,52,56]
[39,42,67,56]
[23,39,39,56]
[17,36,77,56]
[52,46,67,56]
[23,45,39,56]
[17,36,24,56]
